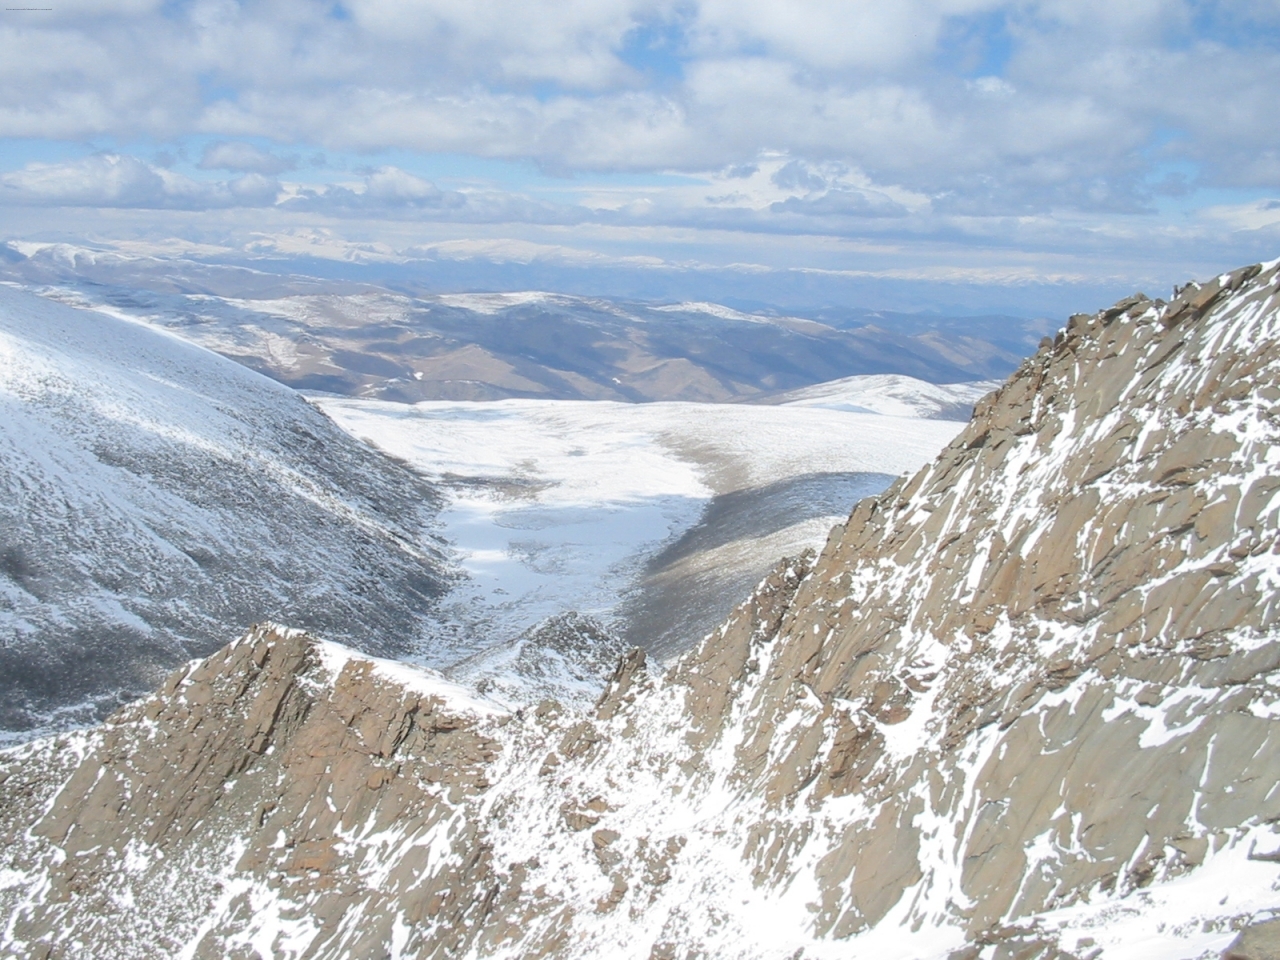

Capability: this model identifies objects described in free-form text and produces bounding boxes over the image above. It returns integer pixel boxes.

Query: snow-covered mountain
[3,260,1279,958]
[0,272,983,729]
[0,283,456,740]
[758,372,1001,420]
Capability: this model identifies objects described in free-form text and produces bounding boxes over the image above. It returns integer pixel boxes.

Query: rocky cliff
[4,260,1280,958]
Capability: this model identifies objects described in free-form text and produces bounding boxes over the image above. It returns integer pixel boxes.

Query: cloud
[968,76,1015,97]
[0,155,279,209]
[0,0,1274,208]
[405,237,670,269]
[285,167,460,213]
[770,187,909,218]
[771,160,829,193]
[0,0,1277,300]
[198,141,296,175]
[277,166,586,224]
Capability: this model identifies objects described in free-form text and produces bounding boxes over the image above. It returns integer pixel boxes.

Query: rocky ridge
[4,260,1280,957]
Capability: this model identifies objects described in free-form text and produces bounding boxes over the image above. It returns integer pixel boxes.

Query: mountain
[0,284,457,741]
[4,259,1280,958]
[0,241,1056,402]
[753,372,1000,420]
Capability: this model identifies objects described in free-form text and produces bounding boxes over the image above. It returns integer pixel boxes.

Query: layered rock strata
[5,261,1280,958]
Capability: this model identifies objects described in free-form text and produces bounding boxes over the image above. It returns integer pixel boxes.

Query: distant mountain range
[1,240,1056,402]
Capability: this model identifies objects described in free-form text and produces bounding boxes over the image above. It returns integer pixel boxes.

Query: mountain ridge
[3,259,1280,957]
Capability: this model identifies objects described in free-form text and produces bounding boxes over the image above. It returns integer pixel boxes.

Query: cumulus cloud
[198,141,297,175]
[0,0,1277,295]
[283,167,460,214]
[771,160,830,193]
[0,155,279,209]
[0,0,1275,208]
[275,166,586,224]
[770,187,909,218]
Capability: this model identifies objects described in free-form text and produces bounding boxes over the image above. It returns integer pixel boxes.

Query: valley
[0,271,985,728]
[315,393,968,701]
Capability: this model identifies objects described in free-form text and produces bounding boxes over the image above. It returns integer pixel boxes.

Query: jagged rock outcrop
[4,260,1280,958]
[0,625,507,959]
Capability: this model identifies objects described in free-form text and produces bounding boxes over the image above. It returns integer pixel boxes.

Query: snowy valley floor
[313,388,971,679]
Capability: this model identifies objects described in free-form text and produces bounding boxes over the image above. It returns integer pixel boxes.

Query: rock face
[0,625,505,959]
[1224,921,1280,960]
[4,261,1280,958]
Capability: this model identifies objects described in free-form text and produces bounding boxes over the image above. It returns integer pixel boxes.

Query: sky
[2,0,1279,315]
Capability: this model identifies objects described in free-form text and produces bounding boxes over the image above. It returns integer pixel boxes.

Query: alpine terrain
[0,284,455,741]
[4,259,1280,959]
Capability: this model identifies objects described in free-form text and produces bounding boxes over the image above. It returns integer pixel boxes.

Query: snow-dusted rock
[5,260,1280,958]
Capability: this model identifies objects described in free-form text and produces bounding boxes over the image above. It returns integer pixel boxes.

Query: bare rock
[1224,921,1280,960]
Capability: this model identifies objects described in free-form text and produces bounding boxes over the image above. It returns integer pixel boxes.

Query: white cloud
[0,0,1273,202]
[0,155,279,209]
[1197,198,1280,232]
[770,187,909,218]
[406,237,670,268]
[0,0,1277,298]
[690,0,1002,71]
[968,76,1015,97]
[276,166,587,224]
[198,141,296,175]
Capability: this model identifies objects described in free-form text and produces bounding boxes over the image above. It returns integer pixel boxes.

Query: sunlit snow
[315,393,971,646]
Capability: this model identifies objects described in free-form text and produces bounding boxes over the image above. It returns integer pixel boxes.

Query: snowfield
[314,390,975,658]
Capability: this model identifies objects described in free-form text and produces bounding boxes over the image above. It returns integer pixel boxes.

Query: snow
[435,291,563,314]
[1038,828,1280,960]
[313,395,965,645]
[314,639,505,718]
[770,373,999,419]
[651,301,771,323]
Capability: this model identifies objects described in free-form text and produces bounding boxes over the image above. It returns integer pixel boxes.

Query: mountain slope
[4,260,1280,958]
[0,284,456,740]
[754,372,1000,419]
